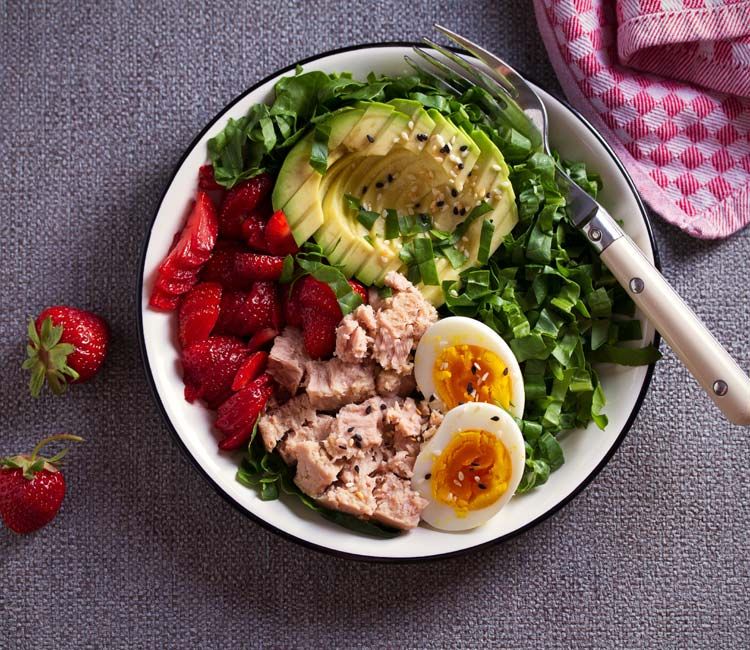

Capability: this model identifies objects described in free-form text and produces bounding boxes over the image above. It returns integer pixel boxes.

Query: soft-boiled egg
[414,316,525,418]
[412,402,525,531]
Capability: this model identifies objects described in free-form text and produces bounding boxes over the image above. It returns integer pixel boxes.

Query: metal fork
[412,25,750,426]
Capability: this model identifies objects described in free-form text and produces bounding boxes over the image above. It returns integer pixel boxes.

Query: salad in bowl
[140,45,659,555]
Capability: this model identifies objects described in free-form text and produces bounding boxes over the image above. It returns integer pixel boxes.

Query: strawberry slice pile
[148,169,294,450]
[149,167,368,451]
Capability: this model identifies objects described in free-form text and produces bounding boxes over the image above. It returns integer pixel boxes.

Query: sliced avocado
[273,100,518,305]
[272,107,363,210]
[341,102,395,152]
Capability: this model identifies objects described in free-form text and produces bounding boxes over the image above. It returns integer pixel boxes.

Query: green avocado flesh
[272,101,518,305]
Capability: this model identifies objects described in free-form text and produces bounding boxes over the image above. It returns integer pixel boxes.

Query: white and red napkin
[533,0,750,238]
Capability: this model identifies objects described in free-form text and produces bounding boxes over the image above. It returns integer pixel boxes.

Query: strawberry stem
[30,434,84,462]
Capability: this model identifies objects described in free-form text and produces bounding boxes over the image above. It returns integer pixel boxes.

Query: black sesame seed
[471,366,477,375]
[366,134,375,143]
[436,200,445,207]
[490,416,500,422]
[440,144,450,154]
[375,181,384,189]
[453,207,459,215]
[354,440,362,449]
[338,445,347,450]
[503,367,509,376]
[354,465,360,473]
[347,426,355,433]
[362,186,368,194]
[478,483,487,490]
[414,202,420,208]
[467,382,474,394]
[380,404,387,411]
[451,188,458,198]
[470,462,479,467]
[458,163,464,170]
[365,405,373,414]
[460,144,468,152]
[353,433,362,442]
[486,192,491,198]
[425,473,432,480]
[468,171,473,177]
[417,133,428,142]
[387,174,394,183]
[460,207,466,216]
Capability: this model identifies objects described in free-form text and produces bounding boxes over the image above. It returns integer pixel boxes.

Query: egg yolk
[433,344,513,410]
[431,430,512,517]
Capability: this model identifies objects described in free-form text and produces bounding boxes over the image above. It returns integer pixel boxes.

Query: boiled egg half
[412,402,525,531]
[414,316,525,418]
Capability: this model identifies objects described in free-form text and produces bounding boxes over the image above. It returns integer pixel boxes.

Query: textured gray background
[1,1,749,648]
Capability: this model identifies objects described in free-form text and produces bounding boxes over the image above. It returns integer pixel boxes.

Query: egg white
[413,402,526,531]
[414,316,525,418]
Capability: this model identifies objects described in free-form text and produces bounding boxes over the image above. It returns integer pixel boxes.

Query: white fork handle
[600,236,750,426]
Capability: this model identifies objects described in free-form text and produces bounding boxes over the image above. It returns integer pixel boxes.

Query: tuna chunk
[258,393,317,452]
[335,305,376,364]
[385,398,424,442]
[278,414,335,465]
[293,441,340,497]
[376,368,417,397]
[372,273,438,374]
[306,359,377,411]
[318,473,377,518]
[323,397,385,460]
[372,474,428,530]
[267,327,310,394]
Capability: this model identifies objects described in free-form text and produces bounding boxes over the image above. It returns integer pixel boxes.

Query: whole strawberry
[0,434,83,534]
[24,306,109,397]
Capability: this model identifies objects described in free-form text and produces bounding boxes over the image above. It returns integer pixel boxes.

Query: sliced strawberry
[178,282,222,348]
[247,327,279,353]
[265,210,299,256]
[219,173,273,239]
[216,373,275,450]
[297,276,342,317]
[149,288,180,311]
[241,213,269,251]
[300,306,339,359]
[201,247,285,289]
[150,192,218,309]
[198,164,223,191]
[215,282,281,337]
[231,351,269,391]
[181,336,248,408]
[348,279,368,305]
[281,281,303,328]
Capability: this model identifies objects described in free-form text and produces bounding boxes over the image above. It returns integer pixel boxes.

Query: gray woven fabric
[1,1,748,648]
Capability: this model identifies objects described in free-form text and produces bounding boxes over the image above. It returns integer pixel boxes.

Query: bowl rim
[136,41,661,563]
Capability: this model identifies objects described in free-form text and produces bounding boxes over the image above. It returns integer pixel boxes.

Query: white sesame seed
[491,164,502,172]
[450,135,456,145]
[458,471,465,481]
[474,475,481,483]
[393,137,400,143]
[408,120,414,129]
[453,479,462,487]
[400,131,409,140]
[481,372,489,382]
[435,157,444,164]
[376,193,382,202]
[461,149,469,158]
[436,134,445,146]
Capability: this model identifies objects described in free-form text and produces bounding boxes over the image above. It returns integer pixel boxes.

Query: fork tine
[414,46,519,117]
[403,54,466,97]
[422,37,517,99]
[434,24,529,97]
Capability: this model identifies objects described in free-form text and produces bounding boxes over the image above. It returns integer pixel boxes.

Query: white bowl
[138,44,658,561]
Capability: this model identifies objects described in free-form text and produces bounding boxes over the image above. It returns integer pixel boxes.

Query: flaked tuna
[267,327,310,393]
[372,272,438,374]
[306,359,377,411]
[293,441,341,496]
[372,474,428,530]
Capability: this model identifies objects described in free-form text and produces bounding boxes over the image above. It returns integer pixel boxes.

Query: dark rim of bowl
[136,41,661,563]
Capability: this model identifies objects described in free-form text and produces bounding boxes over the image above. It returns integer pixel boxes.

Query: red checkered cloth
[533,0,750,238]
